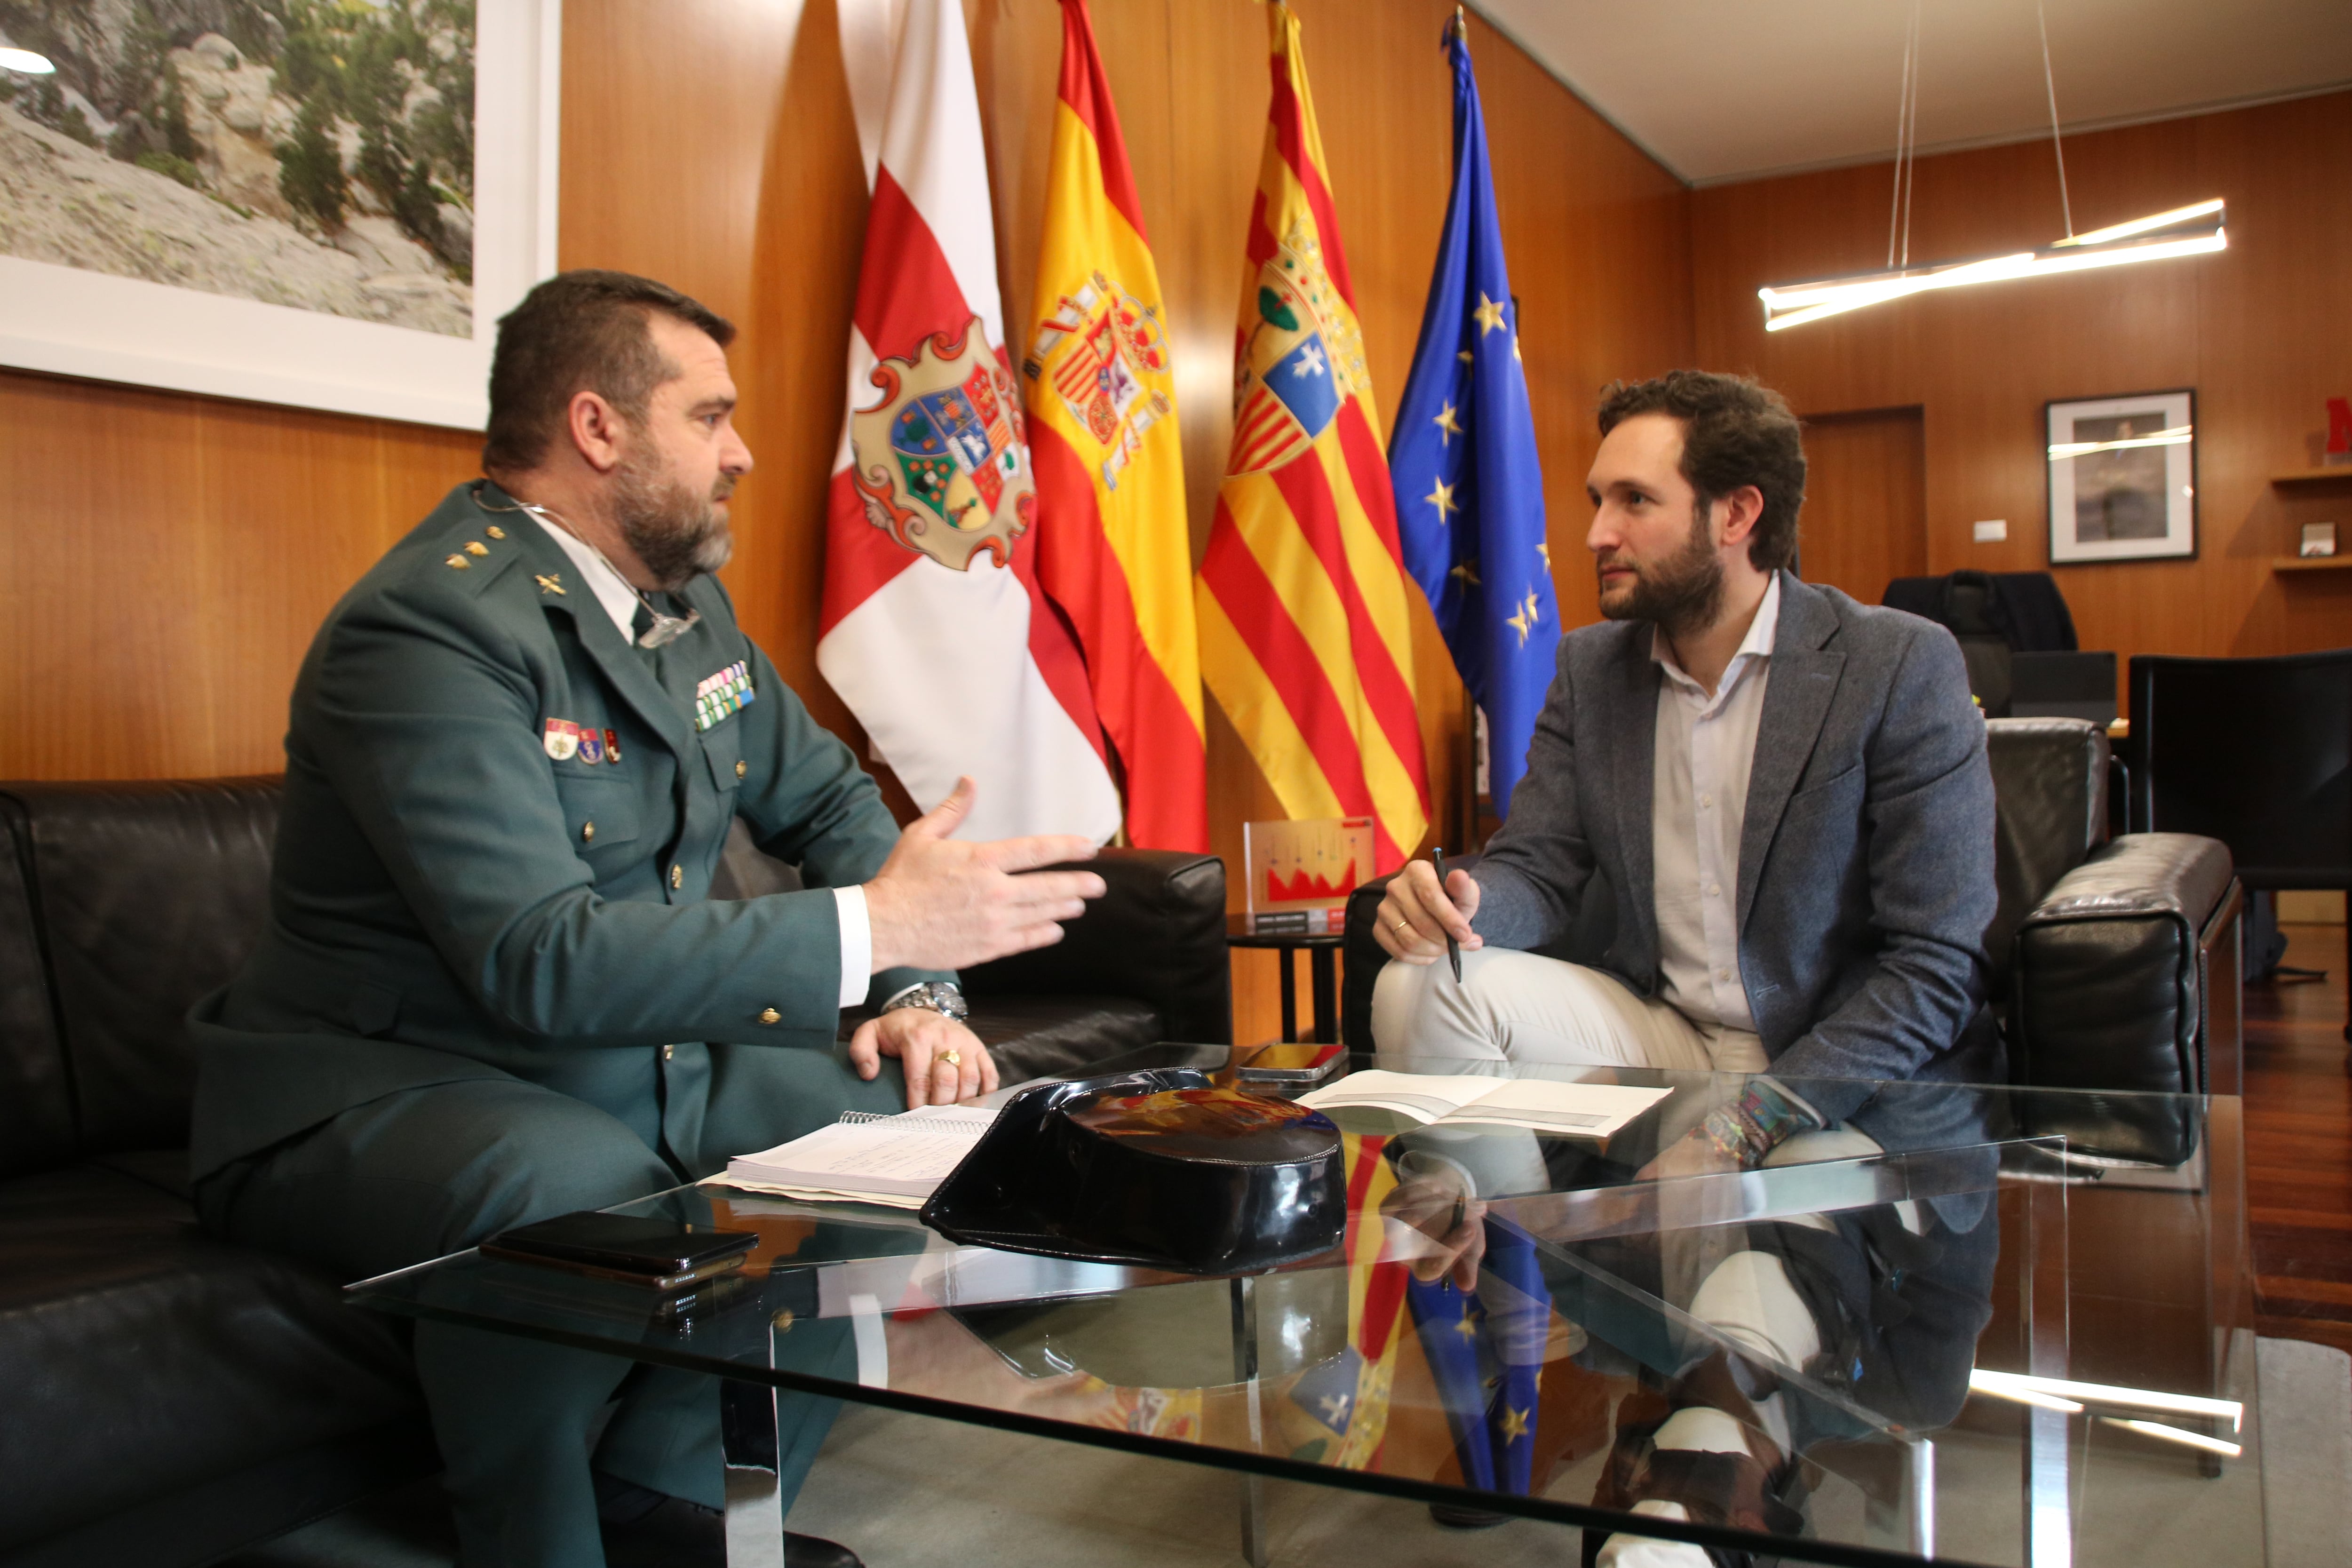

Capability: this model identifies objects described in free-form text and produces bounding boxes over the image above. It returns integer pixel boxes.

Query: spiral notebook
[715,1104,998,1209]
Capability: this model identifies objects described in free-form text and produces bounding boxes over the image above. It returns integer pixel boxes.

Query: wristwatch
[880,980,969,1023]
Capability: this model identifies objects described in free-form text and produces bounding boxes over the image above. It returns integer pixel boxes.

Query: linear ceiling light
[0,47,54,73]
[1968,1368,2244,1431]
[1759,200,2225,332]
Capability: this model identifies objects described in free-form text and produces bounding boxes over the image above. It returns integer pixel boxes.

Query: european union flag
[1389,19,1560,819]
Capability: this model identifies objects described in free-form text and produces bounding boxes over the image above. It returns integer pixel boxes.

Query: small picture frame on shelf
[2302,523,2338,559]
[2046,390,2197,564]
[1240,817,1373,935]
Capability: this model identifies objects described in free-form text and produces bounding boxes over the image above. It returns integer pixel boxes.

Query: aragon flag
[1021,0,1207,852]
[816,0,1120,844]
[1195,1,1431,874]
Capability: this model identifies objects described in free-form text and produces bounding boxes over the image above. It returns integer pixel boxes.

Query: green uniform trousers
[198,1042,903,1568]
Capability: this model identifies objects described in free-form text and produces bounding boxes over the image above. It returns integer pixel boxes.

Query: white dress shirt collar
[1650,572,1782,708]
[529,512,642,644]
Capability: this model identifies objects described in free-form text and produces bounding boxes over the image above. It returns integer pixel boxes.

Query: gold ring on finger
[1393,920,1412,937]
[939,1049,961,1067]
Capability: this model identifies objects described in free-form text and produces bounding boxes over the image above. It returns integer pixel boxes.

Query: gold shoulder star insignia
[1499,1405,1531,1442]
[1433,403,1463,445]
[1474,292,1508,336]
[1425,478,1458,524]
[535,573,567,596]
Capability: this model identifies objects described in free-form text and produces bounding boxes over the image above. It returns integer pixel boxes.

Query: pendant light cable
[1888,0,1922,270]
[2036,0,2074,238]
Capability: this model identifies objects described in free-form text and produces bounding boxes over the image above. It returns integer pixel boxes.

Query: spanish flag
[1196,2,1431,871]
[1022,0,1207,852]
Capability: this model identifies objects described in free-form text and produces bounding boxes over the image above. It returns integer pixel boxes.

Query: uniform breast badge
[604,728,622,764]
[577,727,606,765]
[693,661,756,733]
[542,719,581,761]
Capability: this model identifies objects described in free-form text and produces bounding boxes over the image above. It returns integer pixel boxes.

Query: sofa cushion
[0,779,282,1157]
[0,1159,420,1552]
[0,800,73,1178]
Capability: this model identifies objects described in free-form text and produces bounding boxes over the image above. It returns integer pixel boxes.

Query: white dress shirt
[1649,573,1780,1033]
[530,513,871,1007]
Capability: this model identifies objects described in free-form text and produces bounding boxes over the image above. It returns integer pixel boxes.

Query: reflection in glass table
[348,1044,2260,1568]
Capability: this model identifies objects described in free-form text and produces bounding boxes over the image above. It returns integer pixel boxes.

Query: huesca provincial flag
[1021,0,1207,852]
[817,0,1120,844]
[1196,1,1431,872]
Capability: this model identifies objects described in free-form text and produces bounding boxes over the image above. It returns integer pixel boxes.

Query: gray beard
[613,449,732,589]
[1600,509,1725,641]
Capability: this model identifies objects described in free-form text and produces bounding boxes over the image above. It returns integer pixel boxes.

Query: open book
[718,1104,997,1209]
[1298,1071,1670,1140]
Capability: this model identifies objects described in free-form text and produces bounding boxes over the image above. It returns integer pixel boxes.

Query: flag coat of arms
[1195,2,1431,873]
[1021,0,1208,852]
[817,0,1120,844]
[1390,20,1560,818]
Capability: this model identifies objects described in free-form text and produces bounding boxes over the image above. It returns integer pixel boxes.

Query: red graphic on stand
[1267,861,1359,905]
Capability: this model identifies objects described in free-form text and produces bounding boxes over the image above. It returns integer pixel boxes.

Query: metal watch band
[880,980,968,1022]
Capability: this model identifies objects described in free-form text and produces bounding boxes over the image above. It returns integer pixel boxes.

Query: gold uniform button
[445,553,470,570]
[580,821,595,842]
[485,525,507,539]
[758,1007,780,1026]
[735,760,747,780]
[670,864,683,889]
[465,541,489,557]
[661,1043,675,1062]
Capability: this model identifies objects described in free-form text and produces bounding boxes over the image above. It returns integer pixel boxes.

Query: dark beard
[1599,508,1724,640]
[612,446,733,589]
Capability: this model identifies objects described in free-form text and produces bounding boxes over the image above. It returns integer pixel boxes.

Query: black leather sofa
[0,776,1229,1568]
[1343,718,2242,1146]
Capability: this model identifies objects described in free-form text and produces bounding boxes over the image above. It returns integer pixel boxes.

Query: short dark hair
[1595,370,1806,573]
[482,270,736,474]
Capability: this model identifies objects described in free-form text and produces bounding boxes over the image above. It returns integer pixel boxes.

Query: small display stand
[1226,911,1343,1045]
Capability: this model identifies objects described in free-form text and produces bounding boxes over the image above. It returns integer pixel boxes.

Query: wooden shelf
[2273,555,2352,573]
[2272,467,2352,486]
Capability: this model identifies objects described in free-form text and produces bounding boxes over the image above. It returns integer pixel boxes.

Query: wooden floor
[2249,923,2352,1355]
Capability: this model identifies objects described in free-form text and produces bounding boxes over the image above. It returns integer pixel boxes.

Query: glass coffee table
[348,1045,2261,1568]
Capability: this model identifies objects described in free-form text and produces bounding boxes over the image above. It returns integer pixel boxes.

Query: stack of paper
[1298,1071,1669,1140]
[717,1105,997,1209]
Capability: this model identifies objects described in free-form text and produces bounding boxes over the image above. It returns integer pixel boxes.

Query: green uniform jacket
[190,481,944,1181]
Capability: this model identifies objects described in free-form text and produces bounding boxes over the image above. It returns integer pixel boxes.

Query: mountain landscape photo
[0,0,477,338]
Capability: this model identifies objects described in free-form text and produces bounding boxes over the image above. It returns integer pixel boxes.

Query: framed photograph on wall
[2045,389,2197,564]
[0,0,560,431]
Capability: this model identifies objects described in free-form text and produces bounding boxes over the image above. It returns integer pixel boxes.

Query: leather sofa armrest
[2010,833,2236,1161]
[960,849,1232,1045]
[1341,873,1400,1054]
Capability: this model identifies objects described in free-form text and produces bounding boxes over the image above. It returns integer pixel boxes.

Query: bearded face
[1596,497,1725,638]
[612,434,735,589]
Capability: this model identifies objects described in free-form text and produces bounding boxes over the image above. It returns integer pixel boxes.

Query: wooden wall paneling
[1796,407,1927,604]
[1692,92,2352,699]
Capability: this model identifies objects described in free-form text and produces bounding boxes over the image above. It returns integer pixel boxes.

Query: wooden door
[1796,407,1928,604]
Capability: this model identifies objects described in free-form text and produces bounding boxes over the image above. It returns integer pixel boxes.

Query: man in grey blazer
[1373,372,1998,1556]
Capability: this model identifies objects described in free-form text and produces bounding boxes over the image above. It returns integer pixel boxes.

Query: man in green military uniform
[190,271,1106,1568]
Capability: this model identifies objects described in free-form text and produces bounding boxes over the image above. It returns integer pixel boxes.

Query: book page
[726,1105,995,1198]
[1297,1071,1506,1126]
[1437,1078,1671,1138]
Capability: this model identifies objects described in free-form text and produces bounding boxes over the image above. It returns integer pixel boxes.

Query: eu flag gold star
[1450,560,1481,587]
[1506,589,1541,645]
[1426,478,1458,523]
[1434,403,1463,445]
[1536,541,1550,569]
[1499,1405,1530,1442]
[1474,293,1508,336]
[1454,1302,1480,1339]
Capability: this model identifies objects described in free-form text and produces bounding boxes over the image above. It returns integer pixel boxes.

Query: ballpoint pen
[1430,846,1462,983]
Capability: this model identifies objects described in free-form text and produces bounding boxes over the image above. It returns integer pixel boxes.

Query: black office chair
[1883,571,2081,717]
[2127,650,2352,1039]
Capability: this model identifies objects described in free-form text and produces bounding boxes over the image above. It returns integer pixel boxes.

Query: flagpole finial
[1454,6,1468,41]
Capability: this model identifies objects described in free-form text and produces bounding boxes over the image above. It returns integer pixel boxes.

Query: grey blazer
[1473,571,2002,1148]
